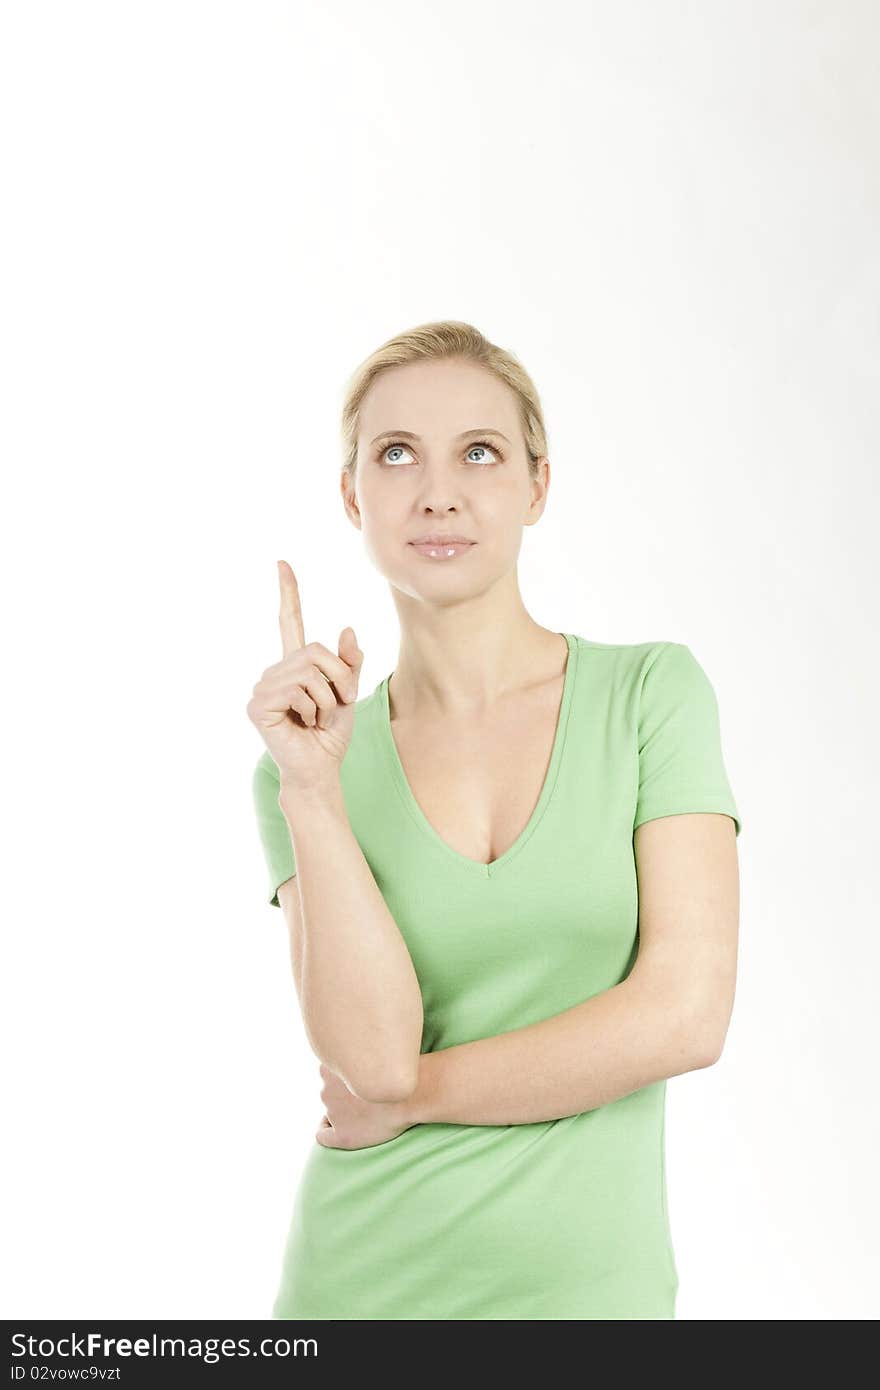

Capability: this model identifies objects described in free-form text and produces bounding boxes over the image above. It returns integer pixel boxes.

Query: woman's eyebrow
[369,427,511,445]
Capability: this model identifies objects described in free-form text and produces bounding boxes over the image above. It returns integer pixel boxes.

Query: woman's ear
[340,470,361,529]
[525,456,551,524]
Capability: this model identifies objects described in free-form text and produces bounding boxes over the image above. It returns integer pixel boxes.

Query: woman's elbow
[353,1062,420,1105]
[686,1000,732,1069]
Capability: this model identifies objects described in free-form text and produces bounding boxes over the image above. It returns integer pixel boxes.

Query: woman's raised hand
[246,560,364,791]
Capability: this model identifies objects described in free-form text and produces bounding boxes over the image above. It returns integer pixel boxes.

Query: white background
[3,1,877,1321]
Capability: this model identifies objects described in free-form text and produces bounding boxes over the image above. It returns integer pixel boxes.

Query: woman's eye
[378,440,501,466]
[465,442,499,464]
[381,444,414,465]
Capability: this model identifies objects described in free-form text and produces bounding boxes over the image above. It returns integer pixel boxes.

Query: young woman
[248,320,742,1321]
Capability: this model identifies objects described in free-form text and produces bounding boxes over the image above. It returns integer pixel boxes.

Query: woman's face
[344,357,548,602]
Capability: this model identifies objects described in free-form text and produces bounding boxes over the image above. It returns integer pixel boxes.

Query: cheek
[475,480,530,525]
[356,482,408,532]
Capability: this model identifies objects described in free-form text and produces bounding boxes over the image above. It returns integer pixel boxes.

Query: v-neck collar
[373,632,579,880]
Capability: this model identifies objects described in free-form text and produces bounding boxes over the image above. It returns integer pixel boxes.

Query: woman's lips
[408,540,476,559]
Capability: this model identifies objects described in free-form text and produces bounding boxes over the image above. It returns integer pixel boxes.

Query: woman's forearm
[403,973,716,1127]
[280,775,423,1104]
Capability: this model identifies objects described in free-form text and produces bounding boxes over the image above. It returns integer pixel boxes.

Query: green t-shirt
[252,634,741,1320]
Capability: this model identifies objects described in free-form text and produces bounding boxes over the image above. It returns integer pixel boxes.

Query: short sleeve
[633,642,742,837]
[252,750,297,907]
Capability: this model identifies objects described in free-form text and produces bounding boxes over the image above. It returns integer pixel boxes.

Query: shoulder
[568,636,723,720]
[570,634,698,683]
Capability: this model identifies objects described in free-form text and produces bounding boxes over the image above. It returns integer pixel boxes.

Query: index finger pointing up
[277,559,305,657]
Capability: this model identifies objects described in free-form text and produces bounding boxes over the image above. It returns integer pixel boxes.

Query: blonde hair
[340,320,548,483]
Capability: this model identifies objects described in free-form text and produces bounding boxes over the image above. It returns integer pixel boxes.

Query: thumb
[339,626,364,696]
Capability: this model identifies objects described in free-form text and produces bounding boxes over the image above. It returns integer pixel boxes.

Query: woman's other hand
[314,1062,419,1150]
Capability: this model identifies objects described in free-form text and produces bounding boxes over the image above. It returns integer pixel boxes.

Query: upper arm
[630,641,743,1061]
[277,875,304,999]
[252,751,305,995]
[633,812,739,1062]
[252,751,298,907]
